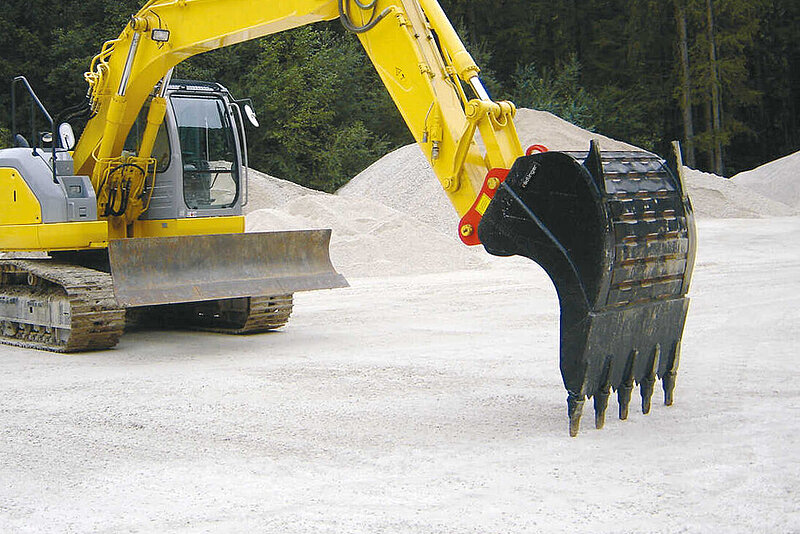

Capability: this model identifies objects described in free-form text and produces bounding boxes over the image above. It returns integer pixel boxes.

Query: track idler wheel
[478,141,696,436]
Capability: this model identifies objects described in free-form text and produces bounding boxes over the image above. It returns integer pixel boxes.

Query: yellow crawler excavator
[0,0,696,435]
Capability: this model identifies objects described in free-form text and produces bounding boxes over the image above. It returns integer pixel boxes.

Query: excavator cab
[123,80,245,221]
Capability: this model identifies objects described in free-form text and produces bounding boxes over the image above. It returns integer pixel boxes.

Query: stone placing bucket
[478,141,696,436]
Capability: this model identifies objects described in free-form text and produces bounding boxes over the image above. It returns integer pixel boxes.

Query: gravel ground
[1,218,798,533]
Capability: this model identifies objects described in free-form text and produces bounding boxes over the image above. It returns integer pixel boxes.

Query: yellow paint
[0,221,108,251]
[131,216,245,238]
[74,0,341,177]
[0,168,42,225]
[69,0,524,230]
[475,194,492,216]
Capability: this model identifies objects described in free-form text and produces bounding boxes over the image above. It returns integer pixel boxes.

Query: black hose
[55,99,91,127]
[104,187,115,217]
[338,0,391,34]
[101,163,145,217]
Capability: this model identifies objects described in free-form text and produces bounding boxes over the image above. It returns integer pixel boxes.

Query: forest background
[0,0,797,192]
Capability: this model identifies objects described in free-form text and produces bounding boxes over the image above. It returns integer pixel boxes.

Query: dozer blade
[478,141,696,436]
[107,230,348,307]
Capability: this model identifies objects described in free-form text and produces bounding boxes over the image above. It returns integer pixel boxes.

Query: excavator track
[0,259,125,352]
[183,294,294,334]
[132,294,294,334]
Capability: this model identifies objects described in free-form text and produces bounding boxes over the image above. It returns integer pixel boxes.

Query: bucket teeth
[618,387,632,421]
[594,392,610,430]
[640,383,654,414]
[663,374,676,406]
[567,392,585,437]
[618,349,638,420]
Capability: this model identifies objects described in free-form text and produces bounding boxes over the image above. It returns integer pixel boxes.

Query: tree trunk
[707,0,724,175]
[705,99,714,170]
[675,0,696,167]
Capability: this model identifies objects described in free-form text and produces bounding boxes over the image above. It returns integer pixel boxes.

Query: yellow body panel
[0,221,108,251]
[0,168,42,225]
[131,216,245,238]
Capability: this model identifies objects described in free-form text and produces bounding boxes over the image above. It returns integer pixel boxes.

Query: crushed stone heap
[732,150,800,210]
[338,109,796,225]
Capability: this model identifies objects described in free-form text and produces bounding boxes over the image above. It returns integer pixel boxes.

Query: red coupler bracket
[458,168,510,246]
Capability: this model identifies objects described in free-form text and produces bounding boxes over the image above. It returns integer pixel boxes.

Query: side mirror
[243,104,260,128]
[14,134,30,148]
[58,123,76,150]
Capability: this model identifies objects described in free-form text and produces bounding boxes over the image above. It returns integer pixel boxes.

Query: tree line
[0,0,797,191]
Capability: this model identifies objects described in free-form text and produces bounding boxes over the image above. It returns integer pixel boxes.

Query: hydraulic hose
[101,163,145,217]
[338,0,392,34]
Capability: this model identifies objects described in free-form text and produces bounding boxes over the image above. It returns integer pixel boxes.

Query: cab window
[171,95,239,210]
[123,98,171,173]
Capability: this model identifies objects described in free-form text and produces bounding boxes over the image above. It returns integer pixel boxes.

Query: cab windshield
[172,95,239,210]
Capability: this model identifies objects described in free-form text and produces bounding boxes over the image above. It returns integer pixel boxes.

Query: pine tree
[675,0,697,167]
[686,0,763,175]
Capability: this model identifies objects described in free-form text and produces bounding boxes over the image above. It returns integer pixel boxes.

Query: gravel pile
[246,194,487,278]
[244,167,323,214]
[339,108,796,222]
[732,150,800,210]
[337,145,458,237]
[682,166,796,218]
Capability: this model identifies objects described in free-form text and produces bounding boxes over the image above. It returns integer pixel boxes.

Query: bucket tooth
[567,392,585,437]
[618,349,637,420]
[594,391,610,430]
[662,342,680,406]
[478,143,695,434]
[640,344,661,414]
[593,358,612,429]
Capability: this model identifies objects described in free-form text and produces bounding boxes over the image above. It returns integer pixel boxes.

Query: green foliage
[682,0,765,171]
[0,126,10,149]
[507,56,599,131]
[0,0,141,136]
[237,26,403,192]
